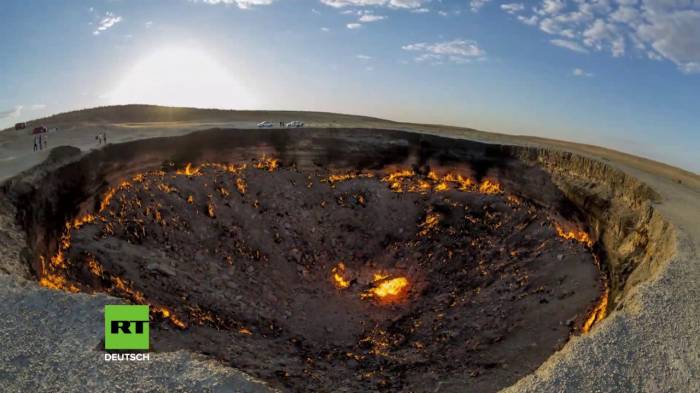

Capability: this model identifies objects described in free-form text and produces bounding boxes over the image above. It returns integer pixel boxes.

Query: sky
[0,0,698,172]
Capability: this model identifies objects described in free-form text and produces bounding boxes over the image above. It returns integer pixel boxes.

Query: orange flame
[176,163,200,176]
[363,276,410,302]
[235,177,247,194]
[555,223,593,248]
[478,179,502,194]
[239,327,253,336]
[582,287,609,333]
[332,262,351,289]
[253,156,279,172]
[99,188,116,212]
[381,169,415,192]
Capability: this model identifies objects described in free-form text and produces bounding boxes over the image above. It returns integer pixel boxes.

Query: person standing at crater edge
[33,136,38,152]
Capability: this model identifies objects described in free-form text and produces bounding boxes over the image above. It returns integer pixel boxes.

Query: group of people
[96,132,108,145]
[33,134,48,151]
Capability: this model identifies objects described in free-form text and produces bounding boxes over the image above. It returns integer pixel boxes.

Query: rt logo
[104,305,149,350]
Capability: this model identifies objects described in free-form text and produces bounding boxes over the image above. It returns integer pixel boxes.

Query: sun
[109,46,257,109]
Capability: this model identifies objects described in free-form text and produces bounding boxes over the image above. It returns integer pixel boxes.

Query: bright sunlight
[109,46,256,110]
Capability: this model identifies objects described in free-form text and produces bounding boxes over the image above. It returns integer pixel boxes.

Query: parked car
[32,126,48,134]
[286,121,304,128]
[257,121,273,128]
[14,122,27,130]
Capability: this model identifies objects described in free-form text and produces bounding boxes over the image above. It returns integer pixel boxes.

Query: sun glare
[109,46,256,110]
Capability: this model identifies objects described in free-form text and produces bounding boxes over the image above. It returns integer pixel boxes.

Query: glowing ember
[236,177,247,194]
[418,212,440,236]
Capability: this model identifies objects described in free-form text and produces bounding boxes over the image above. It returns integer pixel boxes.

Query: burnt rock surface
[1,128,609,393]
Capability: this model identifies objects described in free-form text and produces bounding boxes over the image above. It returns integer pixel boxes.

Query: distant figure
[38,134,43,150]
[103,132,107,144]
[42,134,48,149]
[33,136,38,151]
[96,134,102,145]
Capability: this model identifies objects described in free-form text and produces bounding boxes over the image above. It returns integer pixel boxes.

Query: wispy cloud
[501,3,524,14]
[358,14,386,22]
[198,0,275,8]
[93,12,122,35]
[356,54,372,60]
[321,0,427,9]
[550,39,589,54]
[498,0,700,74]
[572,67,593,77]
[469,0,491,13]
[0,106,22,119]
[403,39,486,64]
[347,23,363,29]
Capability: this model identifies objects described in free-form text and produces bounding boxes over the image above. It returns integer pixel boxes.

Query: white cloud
[320,0,427,8]
[501,3,525,14]
[572,67,594,76]
[358,14,386,22]
[199,0,275,8]
[0,106,22,119]
[636,7,700,74]
[500,0,700,74]
[539,0,565,15]
[356,54,372,60]
[403,39,486,63]
[411,7,430,13]
[321,26,330,31]
[145,21,153,28]
[550,38,589,53]
[347,22,363,29]
[470,0,491,12]
[93,12,122,35]
[518,14,539,25]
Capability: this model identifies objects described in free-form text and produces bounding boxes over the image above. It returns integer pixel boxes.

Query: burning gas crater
[37,157,606,393]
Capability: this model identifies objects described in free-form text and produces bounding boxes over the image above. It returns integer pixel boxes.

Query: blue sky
[0,0,698,172]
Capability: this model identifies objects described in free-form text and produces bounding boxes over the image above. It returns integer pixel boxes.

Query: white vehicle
[285,121,304,128]
[257,121,273,128]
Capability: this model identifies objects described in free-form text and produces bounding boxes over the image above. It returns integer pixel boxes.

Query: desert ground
[0,105,698,392]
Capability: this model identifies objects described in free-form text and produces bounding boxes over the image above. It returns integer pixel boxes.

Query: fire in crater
[33,156,607,393]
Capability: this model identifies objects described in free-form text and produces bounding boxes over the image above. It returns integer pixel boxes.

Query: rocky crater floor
[38,160,603,392]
